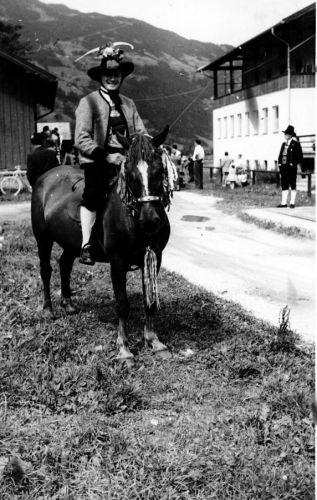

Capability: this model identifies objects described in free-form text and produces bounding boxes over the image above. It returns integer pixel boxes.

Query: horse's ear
[116,132,130,150]
[151,125,169,148]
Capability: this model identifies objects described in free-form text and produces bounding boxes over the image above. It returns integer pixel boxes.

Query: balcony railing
[213,73,315,108]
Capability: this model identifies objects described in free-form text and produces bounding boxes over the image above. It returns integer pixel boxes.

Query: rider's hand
[91,147,105,164]
[106,153,126,165]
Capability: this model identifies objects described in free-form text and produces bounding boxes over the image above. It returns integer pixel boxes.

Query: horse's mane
[127,134,153,166]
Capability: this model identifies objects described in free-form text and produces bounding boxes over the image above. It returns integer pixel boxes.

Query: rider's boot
[79,206,96,265]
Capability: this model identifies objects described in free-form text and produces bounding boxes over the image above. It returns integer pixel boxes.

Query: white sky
[39,0,313,45]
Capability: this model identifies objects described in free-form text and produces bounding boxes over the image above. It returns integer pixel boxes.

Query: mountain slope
[0,0,232,148]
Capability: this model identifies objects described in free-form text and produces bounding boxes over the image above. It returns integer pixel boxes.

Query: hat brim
[87,61,134,82]
[282,126,295,135]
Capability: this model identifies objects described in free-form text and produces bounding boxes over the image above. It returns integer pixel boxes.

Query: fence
[204,162,314,197]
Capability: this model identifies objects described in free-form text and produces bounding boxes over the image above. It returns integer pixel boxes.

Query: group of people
[221,152,249,189]
[166,140,205,191]
[42,126,62,163]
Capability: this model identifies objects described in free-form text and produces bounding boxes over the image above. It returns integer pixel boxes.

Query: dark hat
[282,125,296,136]
[87,46,134,82]
[30,132,44,145]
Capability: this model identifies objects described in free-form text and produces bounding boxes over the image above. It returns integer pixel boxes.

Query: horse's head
[120,126,170,234]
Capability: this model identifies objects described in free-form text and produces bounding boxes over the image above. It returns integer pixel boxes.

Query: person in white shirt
[221,151,233,187]
[192,139,205,189]
[171,144,182,190]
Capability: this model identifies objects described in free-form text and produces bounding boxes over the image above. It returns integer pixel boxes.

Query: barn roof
[198,3,315,72]
[0,49,57,109]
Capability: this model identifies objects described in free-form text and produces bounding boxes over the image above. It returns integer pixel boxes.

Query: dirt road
[163,191,315,344]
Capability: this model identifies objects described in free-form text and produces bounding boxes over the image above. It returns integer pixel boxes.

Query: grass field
[196,174,315,238]
[0,219,314,499]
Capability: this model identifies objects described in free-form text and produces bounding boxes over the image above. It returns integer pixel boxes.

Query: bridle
[117,150,170,215]
[137,195,160,203]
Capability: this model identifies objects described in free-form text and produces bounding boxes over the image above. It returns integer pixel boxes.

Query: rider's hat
[87,45,134,82]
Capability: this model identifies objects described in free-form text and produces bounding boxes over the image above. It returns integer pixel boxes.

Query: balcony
[212,73,315,108]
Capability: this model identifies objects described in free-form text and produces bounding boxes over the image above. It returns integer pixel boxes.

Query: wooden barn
[0,49,57,171]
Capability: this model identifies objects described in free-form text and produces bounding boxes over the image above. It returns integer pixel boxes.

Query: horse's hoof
[42,308,55,320]
[61,299,78,315]
[65,304,78,315]
[154,349,172,361]
[117,357,135,369]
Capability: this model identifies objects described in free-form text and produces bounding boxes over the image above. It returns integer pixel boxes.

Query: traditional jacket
[74,90,146,164]
[278,138,303,169]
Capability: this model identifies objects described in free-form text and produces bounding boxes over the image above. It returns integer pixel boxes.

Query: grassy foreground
[0,220,315,499]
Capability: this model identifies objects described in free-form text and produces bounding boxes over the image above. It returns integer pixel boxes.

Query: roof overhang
[197,2,315,73]
[0,49,57,109]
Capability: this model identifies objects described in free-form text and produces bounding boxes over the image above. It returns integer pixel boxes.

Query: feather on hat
[76,42,134,81]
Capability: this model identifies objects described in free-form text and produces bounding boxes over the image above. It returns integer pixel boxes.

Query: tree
[0,20,33,58]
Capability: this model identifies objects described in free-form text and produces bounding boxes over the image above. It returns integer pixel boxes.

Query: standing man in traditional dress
[277,125,303,208]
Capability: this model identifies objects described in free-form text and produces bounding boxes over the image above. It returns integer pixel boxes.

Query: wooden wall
[0,60,35,171]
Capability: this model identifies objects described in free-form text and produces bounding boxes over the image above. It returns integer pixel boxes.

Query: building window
[272,105,279,132]
[253,110,259,135]
[245,112,250,136]
[217,118,222,139]
[230,115,234,137]
[237,113,242,137]
[223,116,228,138]
[262,107,268,134]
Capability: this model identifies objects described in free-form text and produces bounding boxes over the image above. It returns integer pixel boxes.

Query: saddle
[66,170,119,224]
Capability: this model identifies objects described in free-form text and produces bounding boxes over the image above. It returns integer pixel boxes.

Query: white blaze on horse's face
[137,160,150,197]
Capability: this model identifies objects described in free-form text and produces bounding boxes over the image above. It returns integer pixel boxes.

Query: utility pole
[271,27,291,124]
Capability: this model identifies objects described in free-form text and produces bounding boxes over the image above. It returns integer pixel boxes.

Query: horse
[31,127,173,365]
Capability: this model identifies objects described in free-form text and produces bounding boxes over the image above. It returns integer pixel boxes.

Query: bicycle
[0,166,32,196]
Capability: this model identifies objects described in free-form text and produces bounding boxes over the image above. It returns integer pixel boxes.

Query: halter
[121,181,162,216]
[137,195,160,203]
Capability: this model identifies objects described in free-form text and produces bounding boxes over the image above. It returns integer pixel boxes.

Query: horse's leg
[59,250,78,314]
[142,254,170,357]
[37,235,54,317]
[110,258,134,364]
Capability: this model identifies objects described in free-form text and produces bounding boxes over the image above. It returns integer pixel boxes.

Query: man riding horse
[75,43,146,265]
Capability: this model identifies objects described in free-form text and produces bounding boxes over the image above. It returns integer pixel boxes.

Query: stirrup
[79,244,95,265]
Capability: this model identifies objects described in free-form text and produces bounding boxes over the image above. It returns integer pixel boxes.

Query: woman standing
[75,43,147,265]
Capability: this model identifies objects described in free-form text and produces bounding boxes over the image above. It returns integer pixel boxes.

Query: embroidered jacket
[278,138,303,168]
[74,90,146,164]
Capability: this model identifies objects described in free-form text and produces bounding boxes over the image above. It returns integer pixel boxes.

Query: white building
[199,3,315,173]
